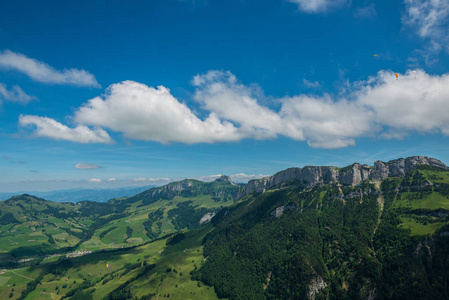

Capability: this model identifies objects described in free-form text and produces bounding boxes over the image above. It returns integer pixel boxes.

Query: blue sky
[1,0,449,192]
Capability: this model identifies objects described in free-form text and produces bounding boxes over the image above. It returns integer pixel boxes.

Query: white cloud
[229,173,268,182]
[403,0,449,59]
[356,69,449,135]
[192,173,269,183]
[148,177,171,182]
[88,178,102,183]
[74,80,241,144]
[107,178,116,181]
[193,70,282,139]
[19,115,113,144]
[280,95,375,148]
[133,177,147,182]
[286,0,349,13]
[0,50,100,87]
[74,163,101,169]
[0,83,36,104]
[18,69,449,149]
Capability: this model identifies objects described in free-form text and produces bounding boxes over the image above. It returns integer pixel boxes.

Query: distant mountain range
[0,185,156,202]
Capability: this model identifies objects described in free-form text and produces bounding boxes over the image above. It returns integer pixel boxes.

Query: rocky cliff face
[240,156,447,198]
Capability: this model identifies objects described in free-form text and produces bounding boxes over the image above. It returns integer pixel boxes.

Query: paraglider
[372,54,379,57]
[395,73,398,79]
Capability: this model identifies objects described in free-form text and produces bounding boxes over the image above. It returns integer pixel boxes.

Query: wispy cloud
[88,178,102,183]
[303,79,320,89]
[286,0,349,13]
[133,177,147,182]
[74,163,101,170]
[19,115,113,144]
[0,83,36,104]
[403,0,449,61]
[354,4,377,18]
[2,155,26,164]
[0,50,100,87]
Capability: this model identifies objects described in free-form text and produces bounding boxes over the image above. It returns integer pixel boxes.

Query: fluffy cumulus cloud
[403,0,449,59]
[74,80,241,144]
[191,70,374,148]
[0,83,36,104]
[356,69,449,135]
[0,50,100,87]
[280,95,374,148]
[74,163,101,169]
[286,0,348,13]
[18,69,449,148]
[19,115,113,144]
[193,71,282,139]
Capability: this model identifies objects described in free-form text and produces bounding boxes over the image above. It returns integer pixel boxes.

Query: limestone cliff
[240,156,447,199]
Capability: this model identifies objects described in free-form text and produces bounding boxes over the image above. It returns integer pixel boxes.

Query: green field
[399,216,446,236]
[0,275,11,286]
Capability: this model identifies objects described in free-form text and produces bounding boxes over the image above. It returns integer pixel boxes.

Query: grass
[0,268,36,300]
[0,276,11,286]
[392,191,449,210]
[6,225,223,300]
[398,216,447,236]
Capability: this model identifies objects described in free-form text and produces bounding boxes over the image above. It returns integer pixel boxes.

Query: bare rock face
[371,156,447,181]
[339,163,371,185]
[307,276,327,300]
[240,156,447,199]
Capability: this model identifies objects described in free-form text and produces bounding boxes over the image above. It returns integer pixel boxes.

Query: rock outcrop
[307,275,327,300]
[240,156,447,199]
[215,175,237,185]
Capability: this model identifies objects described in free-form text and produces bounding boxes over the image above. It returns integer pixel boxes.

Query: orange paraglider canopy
[395,73,398,79]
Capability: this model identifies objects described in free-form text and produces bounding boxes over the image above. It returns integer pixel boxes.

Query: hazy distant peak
[215,175,236,185]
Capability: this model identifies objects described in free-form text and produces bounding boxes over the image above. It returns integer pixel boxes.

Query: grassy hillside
[0,178,240,266]
[0,226,223,300]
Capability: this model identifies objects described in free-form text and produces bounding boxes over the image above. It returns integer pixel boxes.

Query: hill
[1,157,449,299]
[0,176,240,266]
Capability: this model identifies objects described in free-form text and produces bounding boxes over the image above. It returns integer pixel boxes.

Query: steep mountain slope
[193,158,449,299]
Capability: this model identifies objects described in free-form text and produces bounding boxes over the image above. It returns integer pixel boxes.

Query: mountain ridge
[240,156,447,198]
